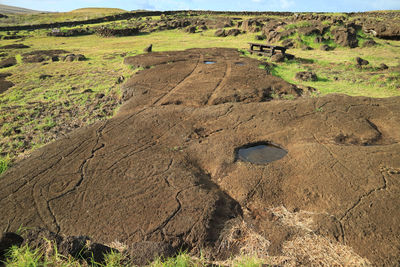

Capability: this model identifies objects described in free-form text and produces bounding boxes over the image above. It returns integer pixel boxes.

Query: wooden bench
[248,43,287,56]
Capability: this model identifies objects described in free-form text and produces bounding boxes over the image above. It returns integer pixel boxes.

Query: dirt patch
[22,49,70,63]
[1,48,399,265]
[0,44,30,49]
[0,72,13,94]
[0,57,16,68]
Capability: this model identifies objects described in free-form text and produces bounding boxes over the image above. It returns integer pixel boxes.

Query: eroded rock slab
[1,48,399,265]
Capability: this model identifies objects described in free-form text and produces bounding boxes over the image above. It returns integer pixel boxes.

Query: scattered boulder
[355,57,369,66]
[226,28,241,36]
[295,71,318,81]
[214,29,226,37]
[298,26,321,36]
[296,85,319,96]
[95,27,140,37]
[378,63,389,70]
[363,23,400,40]
[185,26,197,33]
[282,38,295,48]
[51,56,59,62]
[62,54,86,62]
[0,44,30,49]
[199,25,208,31]
[242,19,262,32]
[271,53,285,62]
[47,28,93,37]
[255,34,266,40]
[144,44,153,53]
[362,39,378,47]
[0,57,16,68]
[314,36,325,43]
[0,72,13,94]
[22,50,69,63]
[332,25,359,48]
[75,54,86,61]
[301,45,313,50]
[39,74,53,80]
[320,44,333,51]
[116,76,125,84]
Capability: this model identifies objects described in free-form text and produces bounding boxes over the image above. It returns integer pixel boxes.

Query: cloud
[279,0,294,9]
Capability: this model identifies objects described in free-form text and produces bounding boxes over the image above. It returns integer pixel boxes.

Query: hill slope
[70,7,126,13]
[0,4,43,14]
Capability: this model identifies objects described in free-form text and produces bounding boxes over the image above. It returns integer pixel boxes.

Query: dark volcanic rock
[255,34,266,40]
[0,57,16,68]
[295,71,318,81]
[320,44,333,51]
[356,57,369,66]
[22,50,69,63]
[185,26,197,33]
[39,74,53,80]
[362,39,378,47]
[0,72,13,94]
[226,28,241,36]
[271,53,285,62]
[144,44,153,53]
[0,44,30,49]
[378,63,389,70]
[332,25,359,48]
[282,38,295,48]
[214,28,226,37]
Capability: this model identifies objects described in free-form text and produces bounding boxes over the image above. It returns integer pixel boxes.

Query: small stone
[144,44,152,53]
[355,57,369,66]
[271,53,285,63]
[295,71,318,81]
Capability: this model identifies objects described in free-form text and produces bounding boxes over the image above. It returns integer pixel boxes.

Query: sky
[1,0,400,13]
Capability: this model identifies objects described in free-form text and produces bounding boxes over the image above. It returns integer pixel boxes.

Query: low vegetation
[3,244,265,267]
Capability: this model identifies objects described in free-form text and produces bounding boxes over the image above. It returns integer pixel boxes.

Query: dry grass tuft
[283,233,372,266]
[218,218,270,257]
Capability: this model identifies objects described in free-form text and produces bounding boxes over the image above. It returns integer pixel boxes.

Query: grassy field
[0,8,127,26]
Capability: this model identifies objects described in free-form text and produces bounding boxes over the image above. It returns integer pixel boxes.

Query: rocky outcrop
[331,25,359,48]
[0,57,16,68]
[1,48,400,266]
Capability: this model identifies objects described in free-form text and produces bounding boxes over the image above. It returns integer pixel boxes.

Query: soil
[0,72,13,94]
[0,44,30,49]
[1,48,399,266]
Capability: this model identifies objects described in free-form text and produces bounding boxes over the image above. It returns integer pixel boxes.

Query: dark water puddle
[236,142,287,164]
[235,62,245,66]
[204,61,216,64]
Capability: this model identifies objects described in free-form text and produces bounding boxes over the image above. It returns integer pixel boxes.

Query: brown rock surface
[1,48,399,265]
[0,72,13,94]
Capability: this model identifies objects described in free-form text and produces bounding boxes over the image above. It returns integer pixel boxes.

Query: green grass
[2,245,267,267]
[284,21,313,30]
[0,9,127,26]
[0,155,10,175]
